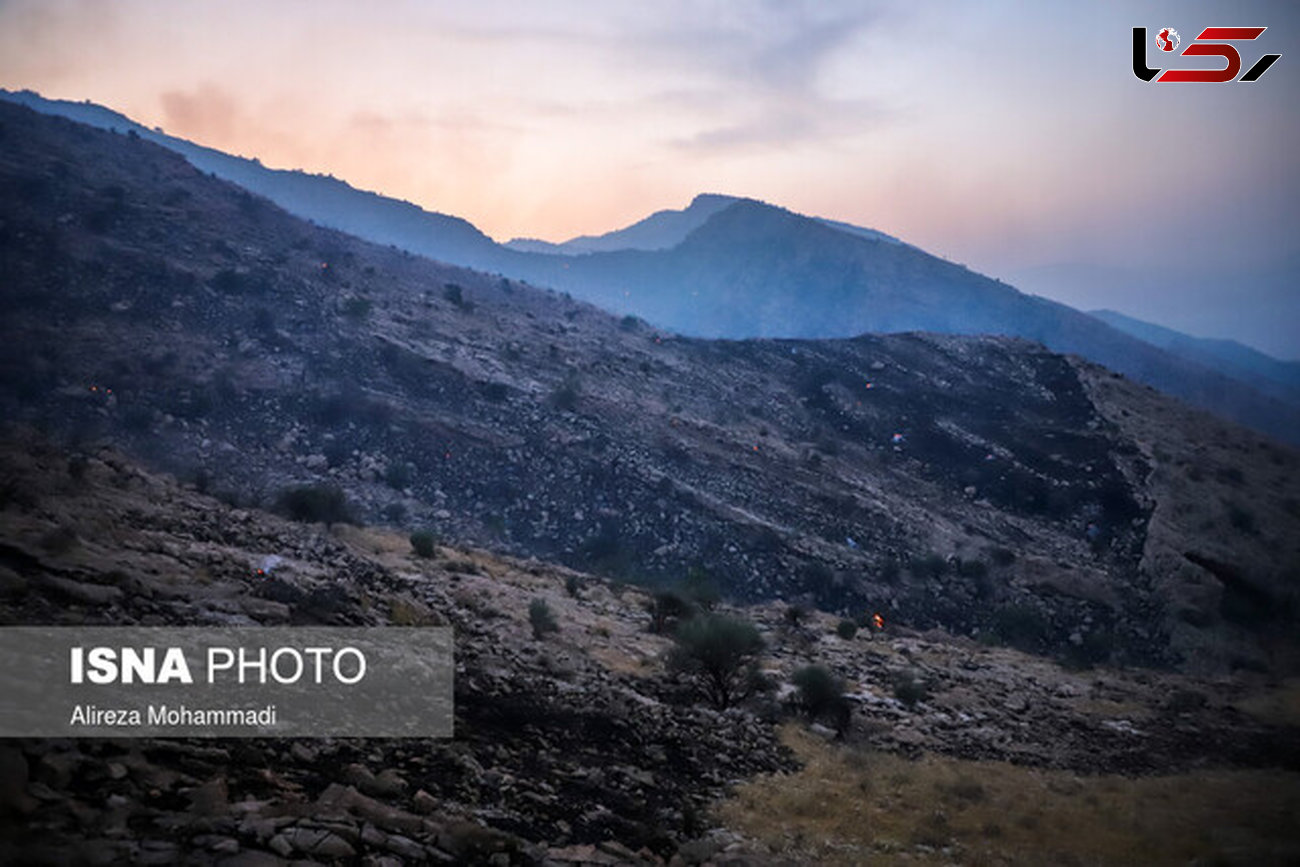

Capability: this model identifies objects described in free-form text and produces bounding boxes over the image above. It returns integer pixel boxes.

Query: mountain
[506,193,740,254]
[0,88,503,270]
[6,88,1297,445]
[3,84,1300,867]
[3,98,1299,678]
[494,199,1300,444]
[1091,308,1300,403]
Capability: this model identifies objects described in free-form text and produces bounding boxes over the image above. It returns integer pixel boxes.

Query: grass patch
[717,725,1300,866]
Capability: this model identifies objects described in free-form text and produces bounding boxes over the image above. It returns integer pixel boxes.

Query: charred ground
[1,100,1297,674]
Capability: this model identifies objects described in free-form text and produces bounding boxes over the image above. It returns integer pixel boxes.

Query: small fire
[872,612,884,630]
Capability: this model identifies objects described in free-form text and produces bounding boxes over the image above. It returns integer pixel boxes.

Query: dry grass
[718,725,1300,866]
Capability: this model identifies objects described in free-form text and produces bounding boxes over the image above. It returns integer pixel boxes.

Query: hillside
[2,100,1298,677]
[1092,308,1300,404]
[2,401,1299,863]
[5,89,1297,446]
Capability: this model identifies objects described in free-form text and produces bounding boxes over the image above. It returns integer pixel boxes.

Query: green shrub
[791,664,849,728]
[529,598,559,639]
[277,484,354,525]
[667,614,765,709]
[836,618,859,640]
[409,530,438,558]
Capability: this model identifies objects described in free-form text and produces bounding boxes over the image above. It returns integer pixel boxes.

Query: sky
[1,0,1296,357]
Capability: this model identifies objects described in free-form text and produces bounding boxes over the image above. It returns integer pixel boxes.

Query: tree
[667,614,765,710]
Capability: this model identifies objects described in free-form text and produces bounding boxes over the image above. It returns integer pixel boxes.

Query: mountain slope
[0,88,504,270]
[496,199,1300,444]
[2,99,1298,675]
[1092,308,1300,403]
[6,89,1296,444]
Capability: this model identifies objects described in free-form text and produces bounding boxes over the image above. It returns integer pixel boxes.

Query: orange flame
[872,613,884,630]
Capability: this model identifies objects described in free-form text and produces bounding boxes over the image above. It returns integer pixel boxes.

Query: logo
[1133,26,1281,82]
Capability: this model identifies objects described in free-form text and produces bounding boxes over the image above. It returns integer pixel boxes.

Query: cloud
[673,97,887,152]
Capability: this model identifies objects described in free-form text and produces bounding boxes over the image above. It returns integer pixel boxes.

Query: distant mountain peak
[506,192,743,255]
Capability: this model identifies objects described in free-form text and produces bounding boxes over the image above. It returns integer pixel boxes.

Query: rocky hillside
[1,100,1298,677]
[1,430,1297,865]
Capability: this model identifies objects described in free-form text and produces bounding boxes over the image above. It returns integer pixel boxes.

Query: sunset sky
[1,0,1296,356]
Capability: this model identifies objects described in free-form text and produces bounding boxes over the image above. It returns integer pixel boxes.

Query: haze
[1,0,1295,357]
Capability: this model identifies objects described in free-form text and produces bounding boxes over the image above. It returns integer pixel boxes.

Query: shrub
[836,618,859,640]
[384,462,413,490]
[409,530,438,558]
[892,669,930,708]
[990,603,1051,653]
[529,598,559,639]
[341,297,373,320]
[648,589,694,634]
[667,614,765,709]
[549,377,581,412]
[277,484,354,525]
[383,502,407,524]
[443,283,468,308]
[683,567,721,611]
[909,553,948,580]
[564,574,583,598]
[990,547,1016,567]
[784,604,808,628]
[619,314,641,332]
[791,664,850,730]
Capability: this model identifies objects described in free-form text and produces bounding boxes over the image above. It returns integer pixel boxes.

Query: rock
[0,745,35,815]
[313,784,425,834]
[39,575,122,605]
[267,835,293,857]
[187,776,229,816]
[0,565,27,596]
[410,789,439,815]
[280,826,356,859]
[383,833,427,860]
[369,768,408,798]
[216,851,289,867]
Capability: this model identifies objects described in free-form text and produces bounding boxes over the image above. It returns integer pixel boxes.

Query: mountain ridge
[4,88,1297,444]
